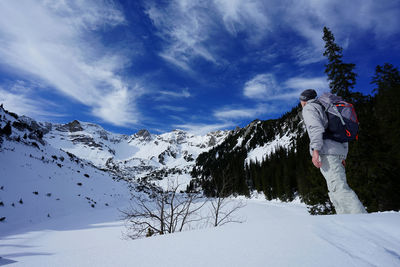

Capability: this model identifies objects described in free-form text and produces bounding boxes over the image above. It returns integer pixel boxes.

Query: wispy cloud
[0,85,64,120]
[243,73,329,102]
[292,46,325,66]
[243,74,280,100]
[0,0,140,126]
[157,89,191,99]
[145,0,273,70]
[286,0,400,64]
[242,73,298,101]
[146,0,218,70]
[207,74,328,126]
[214,0,270,43]
[284,76,328,91]
[146,0,400,69]
[156,105,187,112]
[214,104,276,120]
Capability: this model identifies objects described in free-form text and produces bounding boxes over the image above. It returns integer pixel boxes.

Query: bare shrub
[121,176,247,239]
[121,181,206,239]
[209,176,246,227]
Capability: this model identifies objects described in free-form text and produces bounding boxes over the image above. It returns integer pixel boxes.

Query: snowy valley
[0,105,230,232]
[1,106,400,266]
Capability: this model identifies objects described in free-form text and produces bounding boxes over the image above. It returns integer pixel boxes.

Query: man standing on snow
[300,89,366,214]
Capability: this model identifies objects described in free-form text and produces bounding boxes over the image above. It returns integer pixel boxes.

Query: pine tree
[322,27,357,100]
[371,63,400,210]
[372,63,400,93]
[371,63,400,146]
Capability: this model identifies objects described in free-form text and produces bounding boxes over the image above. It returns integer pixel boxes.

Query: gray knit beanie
[299,89,317,101]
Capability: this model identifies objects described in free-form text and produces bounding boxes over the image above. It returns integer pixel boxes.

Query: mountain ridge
[0,105,231,190]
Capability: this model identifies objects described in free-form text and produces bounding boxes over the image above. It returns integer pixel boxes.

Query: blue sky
[0,0,400,135]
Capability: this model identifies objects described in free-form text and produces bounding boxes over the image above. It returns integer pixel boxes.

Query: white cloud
[145,0,272,70]
[0,87,64,120]
[92,85,140,126]
[0,0,140,127]
[147,0,400,69]
[285,0,400,64]
[244,74,280,100]
[284,76,328,91]
[156,105,187,112]
[158,89,191,99]
[282,76,329,99]
[212,75,331,127]
[159,51,192,72]
[242,74,329,104]
[292,46,325,66]
[214,104,275,120]
[214,0,270,43]
[146,0,218,70]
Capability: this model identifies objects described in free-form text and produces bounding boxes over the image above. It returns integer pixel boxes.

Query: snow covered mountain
[0,106,130,235]
[0,105,229,184]
[0,105,231,237]
[191,106,306,198]
[0,105,231,230]
[44,118,229,189]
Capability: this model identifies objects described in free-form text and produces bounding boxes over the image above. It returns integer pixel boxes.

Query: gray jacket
[302,99,348,158]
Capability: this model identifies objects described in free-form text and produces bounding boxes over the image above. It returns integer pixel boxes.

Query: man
[300,89,366,214]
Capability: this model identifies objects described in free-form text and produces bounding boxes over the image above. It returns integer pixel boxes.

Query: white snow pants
[320,155,367,214]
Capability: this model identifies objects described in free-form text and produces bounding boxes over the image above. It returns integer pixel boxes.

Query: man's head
[299,89,317,107]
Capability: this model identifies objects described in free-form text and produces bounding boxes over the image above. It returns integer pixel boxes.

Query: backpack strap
[314,99,328,112]
[315,99,346,126]
[331,104,346,126]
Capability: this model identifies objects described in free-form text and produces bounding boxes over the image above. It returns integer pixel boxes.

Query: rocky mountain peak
[135,129,152,141]
[56,120,83,132]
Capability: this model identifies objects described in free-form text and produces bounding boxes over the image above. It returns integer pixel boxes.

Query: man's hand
[312,150,322,168]
[342,159,346,167]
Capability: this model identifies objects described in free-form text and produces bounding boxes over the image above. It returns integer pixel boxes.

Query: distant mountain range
[0,105,232,232]
[0,105,230,190]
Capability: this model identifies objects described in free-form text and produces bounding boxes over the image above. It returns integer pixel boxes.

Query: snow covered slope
[1,198,399,267]
[245,130,298,165]
[0,106,130,236]
[0,140,130,235]
[0,105,229,235]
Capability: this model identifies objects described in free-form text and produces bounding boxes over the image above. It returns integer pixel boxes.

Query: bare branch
[121,178,209,239]
[209,172,246,227]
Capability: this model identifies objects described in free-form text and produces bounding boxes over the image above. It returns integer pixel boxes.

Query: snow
[234,136,244,149]
[2,109,400,266]
[154,173,193,192]
[0,138,130,236]
[245,132,295,165]
[1,198,399,267]
[44,122,230,190]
